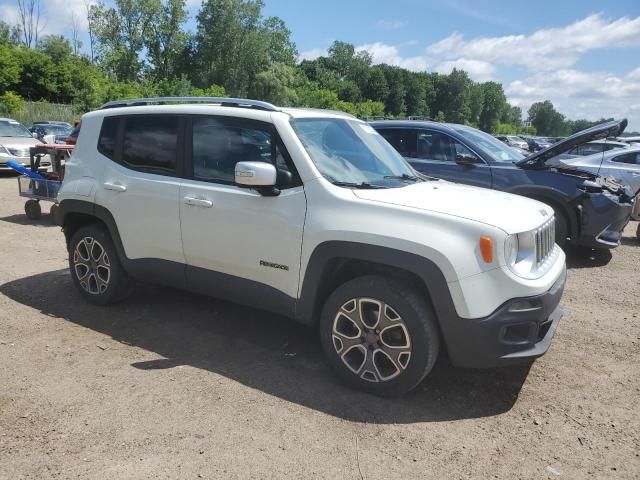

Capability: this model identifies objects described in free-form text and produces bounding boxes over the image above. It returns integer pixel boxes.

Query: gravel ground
[0,174,638,479]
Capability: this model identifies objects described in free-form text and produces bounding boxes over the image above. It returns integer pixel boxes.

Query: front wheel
[319,275,440,396]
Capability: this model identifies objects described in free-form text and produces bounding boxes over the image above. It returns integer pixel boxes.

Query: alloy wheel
[331,298,412,382]
[73,237,111,295]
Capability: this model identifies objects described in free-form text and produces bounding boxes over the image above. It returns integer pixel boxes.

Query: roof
[0,117,18,122]
[95,97,356,120]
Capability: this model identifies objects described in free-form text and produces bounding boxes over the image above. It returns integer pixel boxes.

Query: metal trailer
[17,144,73,220]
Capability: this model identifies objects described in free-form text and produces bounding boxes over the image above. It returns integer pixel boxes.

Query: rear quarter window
[97,117,118,159]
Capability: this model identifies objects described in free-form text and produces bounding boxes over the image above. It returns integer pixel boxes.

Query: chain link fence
[9,101,79,126]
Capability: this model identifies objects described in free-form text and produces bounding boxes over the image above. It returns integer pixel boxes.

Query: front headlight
[504,233,518,266]
[504,228,546,278]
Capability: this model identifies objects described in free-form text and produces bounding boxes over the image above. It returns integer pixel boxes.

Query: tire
[49,204,59,224]
[68,224,133,305]
[24,199,41,219]
[553,208,569,248]
[319,275,440,396]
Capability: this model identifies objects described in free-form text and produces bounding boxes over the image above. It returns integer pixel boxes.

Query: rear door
[94,114,186,277]
[178,115,306,309]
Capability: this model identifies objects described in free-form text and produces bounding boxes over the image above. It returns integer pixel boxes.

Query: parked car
[57,97,567,396]
[64,124,81,145]
[496,135,529,151]
[29,123,73,144]
[31,120,73,129]
[566,139,629,156]
[0,117,51,171]
[372,119,633,249]
[552,147,640,196]
[522,136,553,151]
[617,136,640,146]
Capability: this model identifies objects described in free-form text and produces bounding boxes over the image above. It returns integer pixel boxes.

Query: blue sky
[1,0,639,129]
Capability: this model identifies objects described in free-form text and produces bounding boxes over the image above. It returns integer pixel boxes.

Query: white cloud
[355,42,428,71]
[375,19,406,30]
[434,58,495,81]
[0,4,21,25]
[298,47,328,62]
[507,68,640,127]
[426,14,640,71]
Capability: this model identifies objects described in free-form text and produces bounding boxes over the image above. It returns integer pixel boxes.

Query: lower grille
[535,218,555,267]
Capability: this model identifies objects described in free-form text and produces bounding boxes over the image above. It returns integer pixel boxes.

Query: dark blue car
[371,120,633,249]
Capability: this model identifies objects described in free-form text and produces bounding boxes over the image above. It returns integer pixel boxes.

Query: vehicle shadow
[565,246,613,269]
[0,213,58,227]
[0,269,531,424]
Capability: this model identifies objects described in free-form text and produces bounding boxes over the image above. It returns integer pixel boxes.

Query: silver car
[557,147,640,196]
[0,118,51,171]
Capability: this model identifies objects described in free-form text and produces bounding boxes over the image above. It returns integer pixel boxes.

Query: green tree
[528,100,567,136]
[146,0,189,80]
[37,35,73,63]
[364,66,389,103]
[90,0,155,81]
[249,62,299,105]
[478,81,506,132]
[262,16,297,65]
[0,44,22,93]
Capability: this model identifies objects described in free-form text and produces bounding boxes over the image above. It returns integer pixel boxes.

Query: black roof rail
[99,97,279,112]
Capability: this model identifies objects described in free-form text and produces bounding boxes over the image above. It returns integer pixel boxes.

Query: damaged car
[371,119,634,249]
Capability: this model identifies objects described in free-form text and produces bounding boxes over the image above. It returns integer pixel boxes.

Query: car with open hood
[372,119,633,250]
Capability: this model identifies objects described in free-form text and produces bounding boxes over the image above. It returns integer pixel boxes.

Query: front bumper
[576,191,632,249]
[444,266,566,368]
[0,157,51,171]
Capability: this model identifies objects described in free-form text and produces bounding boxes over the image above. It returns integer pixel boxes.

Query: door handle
[103,182,127,192]
[183,196,213,208]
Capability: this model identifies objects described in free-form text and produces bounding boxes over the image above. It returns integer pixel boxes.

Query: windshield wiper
[331,181,387,189]
[383,173,420,182]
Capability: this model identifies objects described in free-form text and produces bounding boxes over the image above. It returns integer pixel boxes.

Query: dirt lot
[0,175,638,479]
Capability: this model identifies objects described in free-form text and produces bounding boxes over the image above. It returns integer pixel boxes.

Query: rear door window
[121,115,179,176]
[612,152,640,165]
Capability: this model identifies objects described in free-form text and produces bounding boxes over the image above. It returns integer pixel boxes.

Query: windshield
[0,121,32,138]
[38,124,72,135]
[507,135,524,142]
[453,126,525,163]
[291,118,419,187]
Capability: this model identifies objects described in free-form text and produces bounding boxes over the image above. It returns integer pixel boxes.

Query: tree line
[0,0,631,136]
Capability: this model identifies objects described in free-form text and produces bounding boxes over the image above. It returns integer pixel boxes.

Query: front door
[178,115,306,312]
[408,130,493,188]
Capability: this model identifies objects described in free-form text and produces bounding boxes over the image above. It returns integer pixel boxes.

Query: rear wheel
[69,224,133,305]
[24,199,41,219]
[319,275,439,396]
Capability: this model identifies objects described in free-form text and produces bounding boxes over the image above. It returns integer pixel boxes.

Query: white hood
[353,181,552,234]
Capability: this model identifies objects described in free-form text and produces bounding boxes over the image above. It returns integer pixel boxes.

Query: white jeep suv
[57,97,566,396]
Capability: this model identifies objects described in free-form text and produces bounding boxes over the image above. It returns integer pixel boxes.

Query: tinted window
[378,129,417,157]
[191,116,296,187]
[416,131,457,162]
[579,144,605,155]
[97,117,119,160]
[612,152,640,165]
[122,116,178,174]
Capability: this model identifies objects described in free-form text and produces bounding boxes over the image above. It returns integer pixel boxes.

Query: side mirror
[455,152,480,166]
[235,161,279,196]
